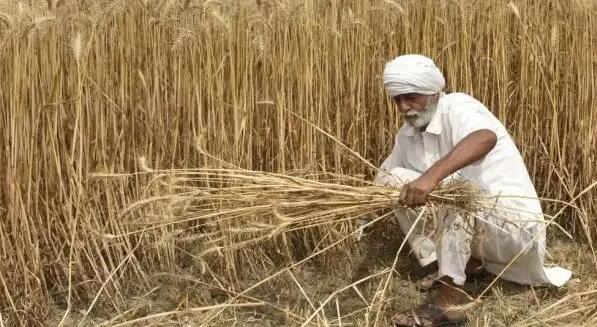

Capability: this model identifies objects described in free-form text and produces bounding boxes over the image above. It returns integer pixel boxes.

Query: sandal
[393,301,466,326]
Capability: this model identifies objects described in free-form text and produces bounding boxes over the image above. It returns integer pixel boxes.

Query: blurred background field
[0,0,596,325]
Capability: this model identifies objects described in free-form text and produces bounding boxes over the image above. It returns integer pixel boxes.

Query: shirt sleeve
[446,97,504,146]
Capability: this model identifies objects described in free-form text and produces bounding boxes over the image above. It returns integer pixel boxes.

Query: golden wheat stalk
[103,166,484,254]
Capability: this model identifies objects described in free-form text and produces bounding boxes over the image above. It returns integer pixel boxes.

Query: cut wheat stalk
[108,166,486,252]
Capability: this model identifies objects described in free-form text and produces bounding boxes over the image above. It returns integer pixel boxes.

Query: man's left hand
[400,174,439,207]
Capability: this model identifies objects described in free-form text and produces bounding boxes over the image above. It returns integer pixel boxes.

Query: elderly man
[375,54,571,326]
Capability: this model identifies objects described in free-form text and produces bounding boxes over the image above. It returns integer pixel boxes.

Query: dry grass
[0,0,596,326]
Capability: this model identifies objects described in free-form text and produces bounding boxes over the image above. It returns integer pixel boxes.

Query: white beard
[404,99,438,129]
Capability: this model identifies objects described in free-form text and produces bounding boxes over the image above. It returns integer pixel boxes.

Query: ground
[47,225,595,326]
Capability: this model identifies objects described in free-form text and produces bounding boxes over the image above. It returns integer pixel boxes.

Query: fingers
[400,183,428,208]
[413,188,428,206]
[408,190,426,207]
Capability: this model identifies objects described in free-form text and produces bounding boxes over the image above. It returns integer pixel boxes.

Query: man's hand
[399,129,497,208]
[400,174,440,207]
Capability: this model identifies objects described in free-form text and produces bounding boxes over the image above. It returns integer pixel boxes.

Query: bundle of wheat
[108,165,487,256]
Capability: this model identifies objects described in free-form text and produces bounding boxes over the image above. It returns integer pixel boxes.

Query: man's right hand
[399,173,439,207]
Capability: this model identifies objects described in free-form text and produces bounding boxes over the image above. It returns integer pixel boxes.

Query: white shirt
[379,92,542,222]
[377,92,572,286]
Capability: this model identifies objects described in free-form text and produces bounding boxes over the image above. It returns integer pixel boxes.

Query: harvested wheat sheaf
[111,166,486,255]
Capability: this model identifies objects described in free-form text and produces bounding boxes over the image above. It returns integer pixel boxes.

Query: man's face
[393,93,436,129]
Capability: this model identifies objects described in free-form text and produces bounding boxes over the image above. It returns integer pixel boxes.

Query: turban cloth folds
[383,54,445,98]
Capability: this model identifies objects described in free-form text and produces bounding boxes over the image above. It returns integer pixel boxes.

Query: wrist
[423,167,445,187]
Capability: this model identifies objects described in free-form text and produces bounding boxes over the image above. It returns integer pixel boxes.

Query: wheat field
[0,0,596,326]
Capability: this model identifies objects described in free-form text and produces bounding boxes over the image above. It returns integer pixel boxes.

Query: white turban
[383,54,445,98]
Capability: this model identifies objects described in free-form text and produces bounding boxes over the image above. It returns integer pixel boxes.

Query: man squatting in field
[374,54,572,326]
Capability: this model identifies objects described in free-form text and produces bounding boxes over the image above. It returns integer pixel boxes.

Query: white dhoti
[376,167,572,287]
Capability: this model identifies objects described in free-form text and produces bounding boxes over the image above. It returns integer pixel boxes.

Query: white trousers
[376,167,571,287]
